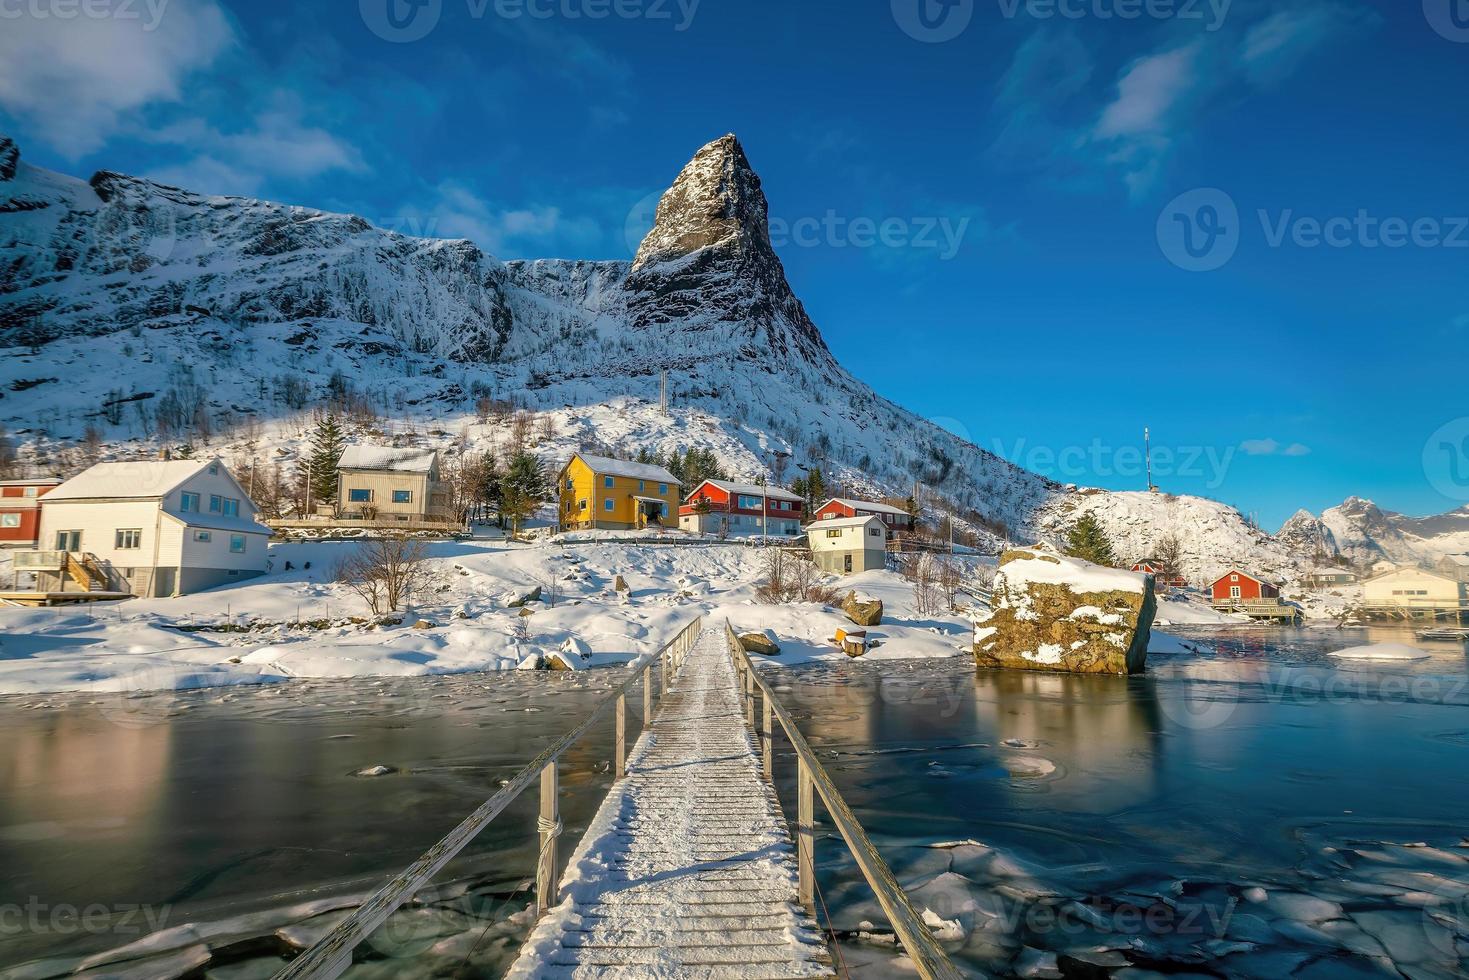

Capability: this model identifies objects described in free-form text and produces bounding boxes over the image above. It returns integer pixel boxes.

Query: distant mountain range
[1,131,1462,584]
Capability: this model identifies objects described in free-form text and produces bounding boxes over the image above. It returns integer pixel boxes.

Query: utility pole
[1145,426,1156,493]
[658,371,668,417]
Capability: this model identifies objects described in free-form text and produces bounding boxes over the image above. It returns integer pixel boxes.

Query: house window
[393,490,413,504]
[737,495,761,509]
[1230,574,1239,582]
[115,529,142,549]
[566,478,574,490]
[230,535,246,554]
[181,492,199,512]
[349,489,373,503]
[209,495,222,513]
[195,531,212,542]
[659,483,668,495]
[1230,586,1242,599]
[639,480,646,492]
[222,498,240,517]
[826,529,842,538]
[604,477,615,488]
[579,499,588,511]
[22,486,37,497]
[208,463,219,475]
[0,514,19,528]
[605,499,615,512]
[869,528,882,537]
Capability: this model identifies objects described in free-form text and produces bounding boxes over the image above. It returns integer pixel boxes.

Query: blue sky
[2,0,1465,527]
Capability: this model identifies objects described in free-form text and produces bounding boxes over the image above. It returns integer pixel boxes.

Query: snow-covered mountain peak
[631,134,765,271]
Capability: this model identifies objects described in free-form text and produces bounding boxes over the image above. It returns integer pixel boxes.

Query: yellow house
[558,454,681,531]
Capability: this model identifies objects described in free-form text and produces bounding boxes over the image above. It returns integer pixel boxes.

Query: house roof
[165,512,274,536]
[1440,554,1469,567]
[1210,569,1274,587]
[570,453,680,485]
[43,459,222,501]
[817,497,908,517]
[338,445,437,473]
[809,515,885,531]
[690,480,803,503]
[0,478,61,487]
[1365,566,1460,585]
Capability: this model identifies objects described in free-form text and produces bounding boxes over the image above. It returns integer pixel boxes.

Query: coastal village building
[679,480,804,537]
[811,497,916,538]
[1130,558,1188,589]
[0,478,60,549]
[808,515,887,575]
[336,446,452,523]
[1304,567,1360,588]
[1210,569,1281,604]
[23,458,271,598]
[1362,566,1468,621]
[1435,554,1469,583]
[558,454,681,531]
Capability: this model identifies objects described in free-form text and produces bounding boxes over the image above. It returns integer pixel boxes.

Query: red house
[812,497,916,538]
[1132,559,1188,589]
[678,480,804,537]
[1210,569,1280,603]
[0,478,60,549]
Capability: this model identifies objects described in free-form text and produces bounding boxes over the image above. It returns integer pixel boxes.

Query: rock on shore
[974,546,1155,675]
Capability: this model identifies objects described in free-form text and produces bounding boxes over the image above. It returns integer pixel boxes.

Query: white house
[808,515,887,575]
[1362,566,1467,620]
[1436,554,1469,583]
[32,458,272,597]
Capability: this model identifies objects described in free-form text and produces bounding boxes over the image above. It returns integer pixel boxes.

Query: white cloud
[413,181,602,258]
[1241,438,1312,457]
[0,0,235,157]
[1093,44,1201,142]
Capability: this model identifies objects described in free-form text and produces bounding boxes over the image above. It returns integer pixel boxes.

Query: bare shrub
[756,549,839,605]
[335,536,430,616]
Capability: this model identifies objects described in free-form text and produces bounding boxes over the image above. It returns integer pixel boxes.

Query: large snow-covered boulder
[974,546,1155,675]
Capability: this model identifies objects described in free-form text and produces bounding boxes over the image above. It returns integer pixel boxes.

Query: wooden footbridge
[275,619,963,980]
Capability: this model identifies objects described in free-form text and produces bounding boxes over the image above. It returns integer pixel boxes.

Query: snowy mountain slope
[1,129,1457,578]
[1308,497,1469,565]
[1035,490,1299,585]
[0,132,1052,541]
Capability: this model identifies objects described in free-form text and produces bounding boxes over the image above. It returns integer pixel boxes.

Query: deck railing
[723,620,965,980]
[12,550,65,572]
[272,615,703,980]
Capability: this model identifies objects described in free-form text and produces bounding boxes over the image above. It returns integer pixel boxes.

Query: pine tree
[804,467,826,509]
[500,452,548,533]
[307,415,346,505]
[1065,513,1116,566]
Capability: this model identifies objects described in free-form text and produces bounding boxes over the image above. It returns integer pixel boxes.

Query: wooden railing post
[797,758,815,909]
[615,693,626,779]
[761,695,773,781]
[642,667,652,727]
[661,651,669,695]
[745,667,755,728]
[536,762,560,917]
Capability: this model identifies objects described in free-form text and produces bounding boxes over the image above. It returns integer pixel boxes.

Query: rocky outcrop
[0,136,17,182]
[974,547,1155,675]
[1277,509,1338,559]
[842,591,883,627]
[507,586,542,608]
[737,629,780,656]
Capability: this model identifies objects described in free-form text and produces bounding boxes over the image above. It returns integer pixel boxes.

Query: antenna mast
[1145,426,1156,493]
[658,371,668,417]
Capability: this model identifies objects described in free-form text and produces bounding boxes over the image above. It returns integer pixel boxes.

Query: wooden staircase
[65,553,107,592]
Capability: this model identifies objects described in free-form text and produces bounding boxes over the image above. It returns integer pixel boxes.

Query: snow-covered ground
[0,537,985,696]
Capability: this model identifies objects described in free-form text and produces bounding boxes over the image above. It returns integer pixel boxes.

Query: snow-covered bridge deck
[507,626,835,978]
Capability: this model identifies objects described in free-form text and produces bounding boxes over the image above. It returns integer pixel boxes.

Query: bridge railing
[272,615,704,980]
[723,620,966,980]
